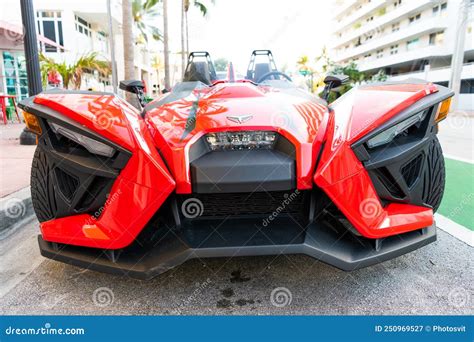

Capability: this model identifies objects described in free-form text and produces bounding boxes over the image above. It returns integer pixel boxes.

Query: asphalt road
[0,218,472,315]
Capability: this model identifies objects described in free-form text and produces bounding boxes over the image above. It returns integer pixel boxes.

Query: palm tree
[132,0,162,43]
[40,53,110,90]
[163,0,170,89]
[181,0,214,77]
[122,0,136,104]
[70,53,110,89]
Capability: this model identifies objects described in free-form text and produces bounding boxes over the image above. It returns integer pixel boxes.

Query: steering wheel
[257,71,292,83]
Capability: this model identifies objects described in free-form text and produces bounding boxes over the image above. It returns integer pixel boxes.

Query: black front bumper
[38,218,436,280]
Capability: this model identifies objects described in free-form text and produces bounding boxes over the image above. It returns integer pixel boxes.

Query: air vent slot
[401,154,423,188]
[374,167,405,199]
[54,167,79,201]
[75,176,113,212]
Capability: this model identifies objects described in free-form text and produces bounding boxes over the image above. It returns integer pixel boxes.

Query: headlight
[205,131,277,151]
[366,109,428,149]
[49,122,115,157]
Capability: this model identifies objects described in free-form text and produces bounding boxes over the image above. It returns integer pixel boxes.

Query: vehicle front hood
[144,82,329,193]
[145,82,328,148]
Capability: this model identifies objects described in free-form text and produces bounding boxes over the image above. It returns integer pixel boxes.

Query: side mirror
[322,74,349,101]
[119,79,146,108]
[119,79,144,94]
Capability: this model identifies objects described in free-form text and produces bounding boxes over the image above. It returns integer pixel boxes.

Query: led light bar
[49,122,115,157]
[205,131,277,151]
[366,109,429,149]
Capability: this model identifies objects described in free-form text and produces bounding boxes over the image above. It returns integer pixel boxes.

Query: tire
[30,145,57,222]
[422,136,445,212]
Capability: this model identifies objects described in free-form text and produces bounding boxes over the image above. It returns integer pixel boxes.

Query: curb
[0,187,34,235]
[435,213,473,247]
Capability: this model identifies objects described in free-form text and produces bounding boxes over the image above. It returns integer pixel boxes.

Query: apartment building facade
[0,0,162,100]
[331,0,473,110]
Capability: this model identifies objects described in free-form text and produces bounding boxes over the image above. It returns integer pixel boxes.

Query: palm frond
[193,1,207,16]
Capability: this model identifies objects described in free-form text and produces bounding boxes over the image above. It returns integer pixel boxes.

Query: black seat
[183,61,211,85]
[253,63,271,82]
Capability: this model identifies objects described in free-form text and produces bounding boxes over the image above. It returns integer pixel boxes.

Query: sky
[166,0,335,74]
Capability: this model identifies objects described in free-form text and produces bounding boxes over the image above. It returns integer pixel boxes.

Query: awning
[0,20,65,51]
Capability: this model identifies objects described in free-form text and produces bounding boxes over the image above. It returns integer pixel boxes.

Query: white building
[330,0,473,110]
[0,0,161,99]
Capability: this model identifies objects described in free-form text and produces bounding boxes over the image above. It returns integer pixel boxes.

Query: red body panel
[34,93,175,249]
[314,83,438,238]
[33,81,440,248]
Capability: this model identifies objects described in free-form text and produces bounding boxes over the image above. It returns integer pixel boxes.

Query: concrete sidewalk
[0,123,35,198]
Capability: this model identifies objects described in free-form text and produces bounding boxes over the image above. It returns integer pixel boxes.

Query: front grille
[401,154,423,188]
[180,191,307,219]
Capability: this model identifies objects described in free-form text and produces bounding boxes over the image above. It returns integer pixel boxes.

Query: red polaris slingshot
[20,50,453,279]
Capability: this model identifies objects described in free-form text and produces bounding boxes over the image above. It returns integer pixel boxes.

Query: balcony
[333,0,385,33]
[356,46,449,72]
[333,0,358,20]
[75,0,122,27]
[331,0,434,49]
[388,63,474,83]
[333,15,449,63]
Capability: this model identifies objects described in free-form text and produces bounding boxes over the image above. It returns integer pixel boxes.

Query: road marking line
[443,154,474,164]
[435,213,473,247]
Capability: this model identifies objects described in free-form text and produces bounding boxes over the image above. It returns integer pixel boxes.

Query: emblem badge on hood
[226,115,253,124]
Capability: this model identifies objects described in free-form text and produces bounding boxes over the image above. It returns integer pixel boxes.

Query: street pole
[19,0,41,145]
[163,0,171,90]
[107,0,118,94]
[448,0,469,110]
[20,0,42,96]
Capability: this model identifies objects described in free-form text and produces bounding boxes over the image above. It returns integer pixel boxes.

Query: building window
[97,31,109,53]
[390,44,398,55]
[406,38,420,51]
[433,3,447,15]
[364,53,372,60]
[36,11,63,52]
[376,49,384,58]
[460,79,474,94]
[394,0,402,8]
[409,13,421,24]
[429,31,445,45]
[392,22,400,32]
[2,52,28,101]
[75,15,92,37]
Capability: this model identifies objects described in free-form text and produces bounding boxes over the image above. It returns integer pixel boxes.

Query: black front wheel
[30,145,57,222]
[422,136,446,212]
